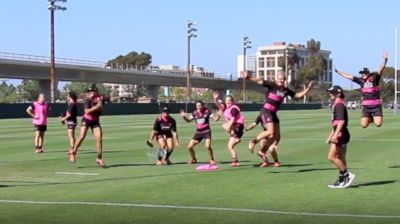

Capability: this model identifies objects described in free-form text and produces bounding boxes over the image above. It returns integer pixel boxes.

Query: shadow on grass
[0,185,13,188]
[349,180,397,188]
[389,165,400,169]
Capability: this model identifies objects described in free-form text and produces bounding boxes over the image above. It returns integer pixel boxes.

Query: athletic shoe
[231,161,240,167]
[188,159,197,164]
[35,149,43,154]
[156,160,163,166]
[328,179,344,189]
[342,172,356,188]
[273,162,281,167]
[260,162,269,167]
[96,159,106,167]
[69,153,76,163]
[209,160,216,165]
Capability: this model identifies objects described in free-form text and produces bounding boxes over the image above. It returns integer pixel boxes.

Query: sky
[0,0,399,89]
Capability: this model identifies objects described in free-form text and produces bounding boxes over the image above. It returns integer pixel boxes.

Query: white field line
[0,199,399,219]
[55,172,99,176]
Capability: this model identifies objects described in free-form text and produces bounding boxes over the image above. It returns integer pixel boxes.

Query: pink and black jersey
[83,97,102,121]
[192,108,212,133]
[153,116,177,135]
[31,101,49,125]
[262,81,295,112]
[332,99,348,129]
[331,99,350,145]
[223,104,245,124]
[66,102,78,123]
[352,73,381,106]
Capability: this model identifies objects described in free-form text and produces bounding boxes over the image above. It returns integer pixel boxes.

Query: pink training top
[223,104,245,124]
[32,101,48,125]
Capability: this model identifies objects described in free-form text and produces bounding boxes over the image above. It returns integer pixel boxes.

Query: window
[267,70,275,81]
[258,70,265,80]
[266,57,275,67]
[258,58,265,68]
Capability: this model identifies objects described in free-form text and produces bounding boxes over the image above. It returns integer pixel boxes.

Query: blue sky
[0,0,399,89]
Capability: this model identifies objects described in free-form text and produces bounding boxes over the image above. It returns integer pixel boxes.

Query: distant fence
[0,103,321,119]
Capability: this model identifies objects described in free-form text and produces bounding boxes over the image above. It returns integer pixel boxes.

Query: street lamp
[243,34,251,102]
[48,0,67,103]
[186,20,197,107]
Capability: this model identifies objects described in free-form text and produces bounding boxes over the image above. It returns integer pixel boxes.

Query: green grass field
[0,109,399,224]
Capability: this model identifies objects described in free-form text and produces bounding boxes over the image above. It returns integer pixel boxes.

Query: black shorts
[66,121,77,129]
[192,131,211,142]
[157,132,173,139]
[81,118,101,129]
[362,105,382,118]
[231,123,244,139]
[335,128,350,148]
[34,125,47,132]
[260,107,280,124]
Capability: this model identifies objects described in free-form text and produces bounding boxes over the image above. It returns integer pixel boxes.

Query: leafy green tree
[106,51,152,69]
[0,82,18,103]
[171,87,186,102]
[297,39,327,102]
[62,82,111,100]
[17,80,42,101]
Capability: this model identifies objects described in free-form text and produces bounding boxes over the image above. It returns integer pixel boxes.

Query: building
[238,42,332,85]
[237,55,256,79]
[104,64,215,98]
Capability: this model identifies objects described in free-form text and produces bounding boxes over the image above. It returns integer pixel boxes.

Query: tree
[297,38,327,102]
[17,80,42,102]
[277,48,299,72]
[62,82,111,101]
[106,51,152,69]
[171,87,185,102]
[0,82,18,103]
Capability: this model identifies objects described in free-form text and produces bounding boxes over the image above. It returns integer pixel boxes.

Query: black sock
[97,153,102,159]
[166,150,173,159]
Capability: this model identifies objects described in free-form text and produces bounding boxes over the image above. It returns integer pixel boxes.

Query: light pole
[48,0,67,103]
[186,20,197,108]
[243,34,251,102]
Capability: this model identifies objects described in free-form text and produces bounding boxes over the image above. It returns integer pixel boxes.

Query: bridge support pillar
[38,80,53,102]
[147,85,160,102]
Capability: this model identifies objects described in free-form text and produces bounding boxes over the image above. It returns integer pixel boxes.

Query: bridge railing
[0,52,105,67]
[0,52,229,80]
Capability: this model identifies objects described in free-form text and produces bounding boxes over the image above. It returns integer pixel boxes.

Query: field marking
[55,172,99,176]
[0,199,399,219]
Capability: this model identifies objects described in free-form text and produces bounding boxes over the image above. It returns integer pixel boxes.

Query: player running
[147,106,180,166]
[213,92,245,167]
[59,91,78,155]
[180,100,220,165]
[26,93,49,153]
[244,114,280,167]
[69,85,106,167]
[246,72,314,159]
[326,85,355,189]
[334,51,388,128]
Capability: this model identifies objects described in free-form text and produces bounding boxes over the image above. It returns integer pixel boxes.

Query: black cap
[162,106,169,112]
[86,83,98,92]
[326,85,343,94]
[359,68,370,74]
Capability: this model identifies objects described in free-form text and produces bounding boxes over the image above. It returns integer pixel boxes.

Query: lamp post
[243,34,251,102]
[48,0,67,103]
[186,20,197,108]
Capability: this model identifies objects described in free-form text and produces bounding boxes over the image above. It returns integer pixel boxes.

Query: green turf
[0,109,399,224]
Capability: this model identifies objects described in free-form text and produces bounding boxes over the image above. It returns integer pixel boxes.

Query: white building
[238,42,332,85]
